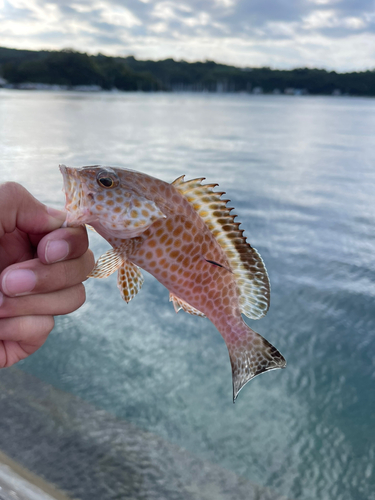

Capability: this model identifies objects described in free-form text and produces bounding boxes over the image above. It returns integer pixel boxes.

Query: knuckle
[85,249,96,275]
[59,260,71,288]
[19,315,54,343]
[34,316,55,343]
[43,316,55,336]
[76,283,86,307]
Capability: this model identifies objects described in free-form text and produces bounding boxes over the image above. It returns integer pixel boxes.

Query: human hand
[0,182,95,367]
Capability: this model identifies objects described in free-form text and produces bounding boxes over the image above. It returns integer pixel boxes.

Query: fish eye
[98,177,114,188]
[96,170,119,189]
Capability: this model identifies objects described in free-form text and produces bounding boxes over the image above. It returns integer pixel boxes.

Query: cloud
[1,0,375,70]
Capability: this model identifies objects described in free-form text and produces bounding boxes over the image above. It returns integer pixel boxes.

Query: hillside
[1,47,375,96]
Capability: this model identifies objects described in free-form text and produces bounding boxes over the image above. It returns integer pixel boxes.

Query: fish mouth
[59,164,91,226]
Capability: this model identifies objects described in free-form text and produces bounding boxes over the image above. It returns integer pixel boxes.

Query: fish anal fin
[169,293,206,317]
[89,249,123,279]
[117,259,144,303]
[172,176,270,319]
[227,323,286,402]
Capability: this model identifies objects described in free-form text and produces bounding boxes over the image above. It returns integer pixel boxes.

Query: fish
[60,164,286,401]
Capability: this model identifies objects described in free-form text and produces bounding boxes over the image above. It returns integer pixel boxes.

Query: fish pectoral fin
[123,196,166,235]
[117,259,144,303]
[169,293,206,317]
[89,249,123,279]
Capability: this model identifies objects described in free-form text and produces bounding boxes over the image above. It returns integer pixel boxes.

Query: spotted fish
[60,165,286,401]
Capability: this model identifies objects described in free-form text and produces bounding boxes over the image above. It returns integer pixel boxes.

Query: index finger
[0,182,66,238]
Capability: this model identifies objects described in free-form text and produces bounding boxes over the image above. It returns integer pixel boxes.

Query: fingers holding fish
[0,250,95,298]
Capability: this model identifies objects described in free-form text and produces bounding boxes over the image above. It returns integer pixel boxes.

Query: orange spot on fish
[153,219,163,229]
[173,225,183,237]
[182,256,190,267]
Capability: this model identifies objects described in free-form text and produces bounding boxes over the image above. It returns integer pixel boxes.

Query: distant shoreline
[1,46,375,97]
[0,86,367,99]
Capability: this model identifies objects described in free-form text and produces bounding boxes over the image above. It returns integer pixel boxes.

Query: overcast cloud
[1,0,375,71]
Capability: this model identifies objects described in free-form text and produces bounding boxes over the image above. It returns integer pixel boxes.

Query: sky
[1,0,375,71]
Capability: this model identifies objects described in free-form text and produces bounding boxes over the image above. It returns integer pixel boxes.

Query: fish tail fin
[227,322,286,402]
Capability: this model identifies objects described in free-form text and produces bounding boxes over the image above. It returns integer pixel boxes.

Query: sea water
[0,90,374,500]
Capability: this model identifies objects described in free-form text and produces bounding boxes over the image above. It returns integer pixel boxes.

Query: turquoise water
[1,90,375,500]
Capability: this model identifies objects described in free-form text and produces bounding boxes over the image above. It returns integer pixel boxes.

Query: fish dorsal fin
[172,176,270,319]
[169,293,206,317]
[117,258,144,303]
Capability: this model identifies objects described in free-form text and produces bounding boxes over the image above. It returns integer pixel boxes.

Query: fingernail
[3,270,37,296]
[45,240,69,263]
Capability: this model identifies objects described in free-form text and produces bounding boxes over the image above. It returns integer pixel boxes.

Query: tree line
[1,46,375,96]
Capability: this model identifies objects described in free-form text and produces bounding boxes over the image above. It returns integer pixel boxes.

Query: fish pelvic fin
[227,323,286,402]
[117,259,144,303]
